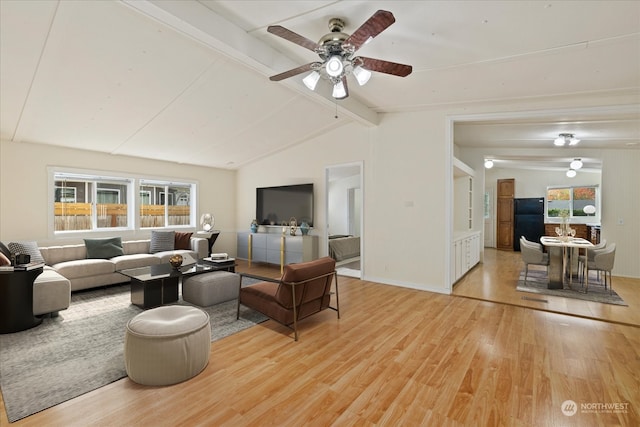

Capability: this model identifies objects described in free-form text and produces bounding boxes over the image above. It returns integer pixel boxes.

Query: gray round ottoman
[124,305,211,386]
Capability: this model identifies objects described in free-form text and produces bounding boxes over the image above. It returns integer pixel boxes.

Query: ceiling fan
[267,10,412,99]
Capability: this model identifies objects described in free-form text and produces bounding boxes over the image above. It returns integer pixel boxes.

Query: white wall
[238,110,451,293]
[0,140,238,252]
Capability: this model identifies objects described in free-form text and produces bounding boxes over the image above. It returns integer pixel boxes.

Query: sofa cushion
[174,232,193,250]
[84,237,124,259]
[39,244,86,265]
[53,259,115,279]
[8,241,45,263]
[112,254,161,271]
[33,269,71,316]
[123,240,151,255]
[150,231,175,253]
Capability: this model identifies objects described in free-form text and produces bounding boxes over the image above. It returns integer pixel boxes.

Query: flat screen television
[256,184,314,227]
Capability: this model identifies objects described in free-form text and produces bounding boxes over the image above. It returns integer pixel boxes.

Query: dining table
[540,236,595,291]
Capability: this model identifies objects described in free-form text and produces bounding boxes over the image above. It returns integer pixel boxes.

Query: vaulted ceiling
[1,1,639,170]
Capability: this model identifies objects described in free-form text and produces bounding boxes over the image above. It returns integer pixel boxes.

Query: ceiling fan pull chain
[335,100,338,119]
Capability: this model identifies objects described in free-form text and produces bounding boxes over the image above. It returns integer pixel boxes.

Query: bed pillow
[84,237,124,259]
[8,241,45,264]
[150,230,175,253]
[174,232,193,250]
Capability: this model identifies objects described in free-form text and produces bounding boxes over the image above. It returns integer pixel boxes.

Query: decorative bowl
[169,254,183,269]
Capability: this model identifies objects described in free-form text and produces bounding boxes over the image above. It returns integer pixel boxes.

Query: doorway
[325,162,363,278]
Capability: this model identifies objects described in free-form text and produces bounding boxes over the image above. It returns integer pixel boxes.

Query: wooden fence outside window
[54,203,190,231]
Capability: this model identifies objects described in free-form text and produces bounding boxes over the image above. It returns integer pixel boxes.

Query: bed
[328,235,360,262]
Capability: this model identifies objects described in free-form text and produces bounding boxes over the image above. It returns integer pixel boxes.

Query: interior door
[496,178,515,250]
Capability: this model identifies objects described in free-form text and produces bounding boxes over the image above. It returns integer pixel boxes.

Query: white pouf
[182,271,240,307]
[124,305,211,386]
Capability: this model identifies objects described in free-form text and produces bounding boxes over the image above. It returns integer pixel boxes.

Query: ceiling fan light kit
[267,10,412,100]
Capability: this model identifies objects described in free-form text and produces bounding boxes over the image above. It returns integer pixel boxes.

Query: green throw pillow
[84,237,124,259]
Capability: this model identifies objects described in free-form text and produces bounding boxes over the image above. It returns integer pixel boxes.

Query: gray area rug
[0,283,267,422]
[516,268,626,306]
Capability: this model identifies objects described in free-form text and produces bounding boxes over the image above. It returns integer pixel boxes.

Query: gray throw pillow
[8,241,45,264]
[84,237,124,259]
[150,230,175,253]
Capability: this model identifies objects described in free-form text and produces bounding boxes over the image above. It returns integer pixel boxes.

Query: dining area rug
[0,283,267,423]
[516,269,626,306]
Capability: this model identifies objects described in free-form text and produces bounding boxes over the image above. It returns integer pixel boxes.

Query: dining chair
[520,236,549,285]
[582,243,616,294]
[578,238,606,283]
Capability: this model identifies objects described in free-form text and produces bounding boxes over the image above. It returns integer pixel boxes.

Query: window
[140,180,194,228]
[53,173,131,232]
[546,185,599,221]
[51,169,196,234]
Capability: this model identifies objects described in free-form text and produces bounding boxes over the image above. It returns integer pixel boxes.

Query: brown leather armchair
[237,257,340,341]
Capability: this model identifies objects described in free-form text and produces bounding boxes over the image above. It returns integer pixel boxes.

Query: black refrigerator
[513,197,545,251]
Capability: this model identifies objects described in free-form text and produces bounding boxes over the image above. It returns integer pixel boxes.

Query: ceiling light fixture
[484,159,494,169]
[570,158,583,170]
[554,133,580,147]
[566,168,577,178]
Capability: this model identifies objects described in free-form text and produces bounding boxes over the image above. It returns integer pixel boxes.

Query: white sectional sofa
[31,236,208,316]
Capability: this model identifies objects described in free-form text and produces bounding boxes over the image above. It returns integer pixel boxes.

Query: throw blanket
[328,236,360,261]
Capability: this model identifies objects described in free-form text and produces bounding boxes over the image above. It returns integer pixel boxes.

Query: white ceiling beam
[120,0,379,127]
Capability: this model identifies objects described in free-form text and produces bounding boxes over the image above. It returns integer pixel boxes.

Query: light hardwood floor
[1,251,638,426]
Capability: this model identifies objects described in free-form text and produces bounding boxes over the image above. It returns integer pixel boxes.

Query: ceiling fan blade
[267,25,318,52]
[269,63,315,81]
[344,10,395,52]
[357,57,413,77]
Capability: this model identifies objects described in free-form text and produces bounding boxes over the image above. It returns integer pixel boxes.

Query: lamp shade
[353,66,372,86]
[332,81,347,99]
[302,71,320,90]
